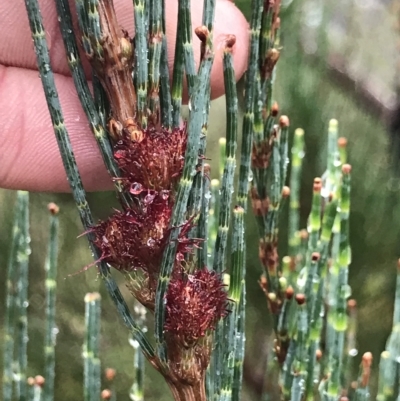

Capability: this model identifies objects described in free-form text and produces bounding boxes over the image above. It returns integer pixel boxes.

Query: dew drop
[144,191,156,204]
[160,190,170,200]
[130,182,144,195]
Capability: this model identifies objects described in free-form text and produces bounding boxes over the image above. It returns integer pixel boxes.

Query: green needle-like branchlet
[171,20,184,128]
[3,192,27,401]
[148,0,163,120]
[211,43,238,398]
[197,170,211,269]
[326,119,341,197]
[24,0,155,364]
[179,0,197,96]
[134,0,149,127]
[55,0,132,208]
[212,39,238,274]
[159,0,172,128]
[129,303,147,401]
[15,192,30,401]
[43,204,60,401]
[155,20,215,363]
[377,351,396,401]
[220,206,245,401]
[354,353,372,401]
[307,178,322,252]
[208,178,220,266]
[83,293,101,401]
[237,0,263,209]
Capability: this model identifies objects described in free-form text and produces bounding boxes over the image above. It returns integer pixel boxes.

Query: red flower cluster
[114,125,187,191]
[91,124,190,277]
[91,123,229,347]
[164,269,229,348]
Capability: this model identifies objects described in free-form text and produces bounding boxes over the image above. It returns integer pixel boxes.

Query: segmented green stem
[325,166,351,400]
[154,19,215,362]
[237,0,263,209]
[129,303,147,401]
[129,338,145,401]
[33,382,43,401]
[24,0,155,362]
[232,284,246,401]
[208,179,220,266]
[220,207,245,401]
[159,0,172,128]
[377,351,396,401]
[354,354,372,401]
[308,178,322,252]
[290,298,308,401]
[134,0,149,127]
[83,293,101,401]
[212,43,238,274]
[43,205,60,401]
[27,380,35,401]
[179,0,197,96]
[148,0,162,119]
[15,192,30,401]
[211,45,238,399]
[197,173,211,268]
[55,0,132,208]
[325,119,340,197]
[202,0,215,30]
[171,19,184,128]
[92,71,109,127]
[2,192,28,401]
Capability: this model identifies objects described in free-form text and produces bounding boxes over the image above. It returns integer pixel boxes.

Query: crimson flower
[114,125,187,192]
[91,192,199,276]
[164,269,229,348]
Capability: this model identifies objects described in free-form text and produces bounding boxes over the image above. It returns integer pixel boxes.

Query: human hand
[0,0,249,192]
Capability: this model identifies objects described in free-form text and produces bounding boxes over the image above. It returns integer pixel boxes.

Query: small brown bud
[101,389,112,400]
[286,286,294,300]
[84,292,101,303]
[225,34,236,50]
[295,293,306,305]
[279,115,289,128]
[361,352,373,387]
[47,202,59,215]
[342,164,352,174]
[347,299,357,310]
[195,26,208,42]
[338,137,348,148]
[120,37,133,59]
[35,376,45,387]
[203,163,211,175]
[313,178,322,192]
[300,229,308,240]
[362,352,373,365]
[311,252,320,262]
[105,368,116,381]
[316,349,323,361]
[271,102,279,117]
[281,186,290,198]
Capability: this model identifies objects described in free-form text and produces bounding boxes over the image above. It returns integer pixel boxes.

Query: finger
[0,0,248,99]
[0,66,113,192]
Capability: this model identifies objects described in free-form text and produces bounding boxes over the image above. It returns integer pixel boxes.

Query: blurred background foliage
[1,0,400,399]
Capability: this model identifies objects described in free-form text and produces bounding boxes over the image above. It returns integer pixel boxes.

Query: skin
[0,0,249,192]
